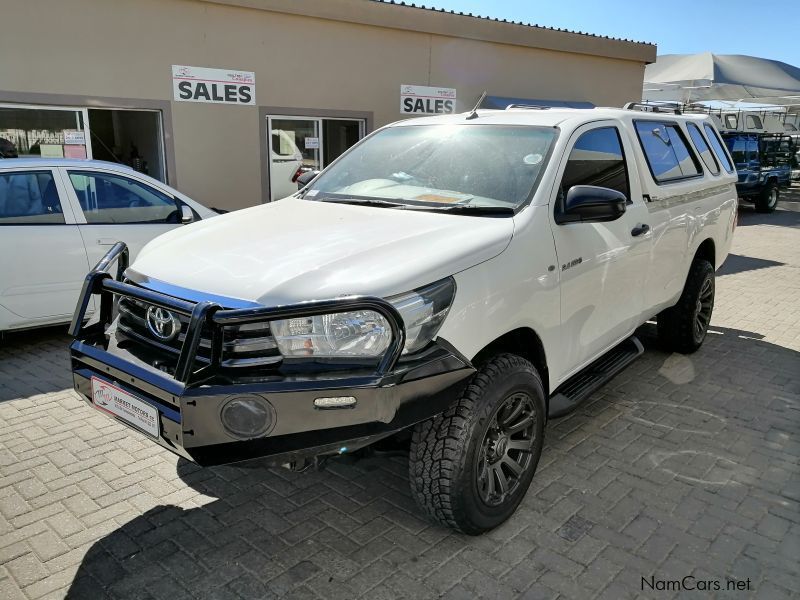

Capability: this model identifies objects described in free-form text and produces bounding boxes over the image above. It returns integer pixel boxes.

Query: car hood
[127,198,514,306]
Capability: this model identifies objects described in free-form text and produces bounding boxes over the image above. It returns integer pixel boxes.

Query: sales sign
[172,65,255,105]
[400,84,457,115]
[63,130,86,145]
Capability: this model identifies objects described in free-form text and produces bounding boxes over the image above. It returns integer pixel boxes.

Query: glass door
[267,117,319,201]
[323,118,364,165]
[87,108,167,182]
[266,116,365,201]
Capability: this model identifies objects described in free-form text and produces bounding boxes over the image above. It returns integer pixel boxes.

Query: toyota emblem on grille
[145,306,181,342]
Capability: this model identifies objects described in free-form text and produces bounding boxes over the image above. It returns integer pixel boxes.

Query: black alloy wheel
[409,353,546,534]
[476,392,537,507]
[657,258,715,354]
[693,277,714,344]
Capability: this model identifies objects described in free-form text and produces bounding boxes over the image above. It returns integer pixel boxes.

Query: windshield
[302,124,558,210]
[724,135,758,169]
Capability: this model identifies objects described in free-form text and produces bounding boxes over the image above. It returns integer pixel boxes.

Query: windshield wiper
[315,196,405,209]
[403,204,515,216]
[312,195,514,215]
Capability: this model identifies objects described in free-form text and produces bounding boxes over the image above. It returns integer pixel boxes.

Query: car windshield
[302,124,558,210]
[724,135,758,169]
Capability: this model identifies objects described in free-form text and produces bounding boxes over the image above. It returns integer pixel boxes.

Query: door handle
[631,224,650,237]
[97,238,118,245]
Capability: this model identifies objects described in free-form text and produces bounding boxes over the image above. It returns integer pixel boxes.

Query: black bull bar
[69,242,407,387]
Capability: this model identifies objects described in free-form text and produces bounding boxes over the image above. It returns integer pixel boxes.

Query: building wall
[0,0,653,210]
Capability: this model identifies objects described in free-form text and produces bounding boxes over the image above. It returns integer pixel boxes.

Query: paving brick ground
[1,189,799,599]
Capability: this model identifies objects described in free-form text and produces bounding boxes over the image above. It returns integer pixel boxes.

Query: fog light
[220,395,275,439]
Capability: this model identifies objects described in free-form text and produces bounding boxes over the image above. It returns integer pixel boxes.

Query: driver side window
[68,171,178,224]
[559,127,630,211]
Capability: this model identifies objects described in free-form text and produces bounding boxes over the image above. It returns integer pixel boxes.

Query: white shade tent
[642,53,800,114]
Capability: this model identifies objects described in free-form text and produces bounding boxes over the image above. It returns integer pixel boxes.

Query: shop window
[68,171,179,224]
[0,105,167,183]
[0,171,64,224]
[0,106,88,159]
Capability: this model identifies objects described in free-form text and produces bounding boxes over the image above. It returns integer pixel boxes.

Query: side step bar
[548,336,644,418]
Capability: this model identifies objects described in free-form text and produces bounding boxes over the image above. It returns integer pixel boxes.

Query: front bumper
[69,243,474,466]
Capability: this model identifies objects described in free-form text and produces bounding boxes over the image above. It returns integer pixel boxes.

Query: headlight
[388,277,455,354]
[270,310,392,357]
[269,277,456,358]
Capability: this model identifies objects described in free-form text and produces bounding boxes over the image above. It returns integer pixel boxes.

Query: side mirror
[180,204,194,224]
[296,170,320,189]
[557,185,626,224]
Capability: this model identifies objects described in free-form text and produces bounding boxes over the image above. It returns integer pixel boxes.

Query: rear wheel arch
[695,238,716,270]
[471,327,549,398]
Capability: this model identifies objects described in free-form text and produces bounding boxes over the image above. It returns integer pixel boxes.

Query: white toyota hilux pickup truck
[70,105,737,534]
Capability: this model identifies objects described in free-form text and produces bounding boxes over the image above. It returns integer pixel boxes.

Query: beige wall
[0,0,652,210]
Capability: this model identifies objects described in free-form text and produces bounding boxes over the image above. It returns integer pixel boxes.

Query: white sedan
[0,159,217,332]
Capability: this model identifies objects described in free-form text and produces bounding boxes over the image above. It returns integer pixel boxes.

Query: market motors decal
[91,377,159,437]
[93,386,113,408]
[172,65,255,105]
[400,84,456,115]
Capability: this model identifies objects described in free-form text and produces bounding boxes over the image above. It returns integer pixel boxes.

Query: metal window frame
[0,102,93,159]
[265,114,367,201]
[686,122,721,176]
[84,106,168,184]
[258,106,373,204]
[633,119,706,185]
[702,124,735,174]
[0,92,176,186]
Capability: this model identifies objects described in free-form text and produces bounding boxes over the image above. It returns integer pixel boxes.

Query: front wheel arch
[470,327,549,399]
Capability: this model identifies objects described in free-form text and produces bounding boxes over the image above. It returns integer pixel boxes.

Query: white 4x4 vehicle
[70,106,737,534]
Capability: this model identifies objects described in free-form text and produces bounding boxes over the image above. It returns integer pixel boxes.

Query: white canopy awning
[643,53,800,112]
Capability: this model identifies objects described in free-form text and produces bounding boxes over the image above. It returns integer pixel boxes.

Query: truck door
[549,122,651,380]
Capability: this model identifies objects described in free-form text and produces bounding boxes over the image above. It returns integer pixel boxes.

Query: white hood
[128,198,513,305]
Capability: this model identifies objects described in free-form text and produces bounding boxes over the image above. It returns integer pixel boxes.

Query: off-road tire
[755,181,779,213]
[657,259,715,354]
[408,354,546,535]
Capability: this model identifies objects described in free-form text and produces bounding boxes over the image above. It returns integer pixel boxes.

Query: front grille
[117,296,282,368]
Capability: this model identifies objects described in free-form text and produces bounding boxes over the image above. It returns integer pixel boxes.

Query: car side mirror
[180,204,194,224]
[296,170,320,189]
[557,185,627,224]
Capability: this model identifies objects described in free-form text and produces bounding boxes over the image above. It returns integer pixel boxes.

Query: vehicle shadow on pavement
[64,323,800,599]
[737,202,800,228]
[0,326,73,402]
[717,253,784,276]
